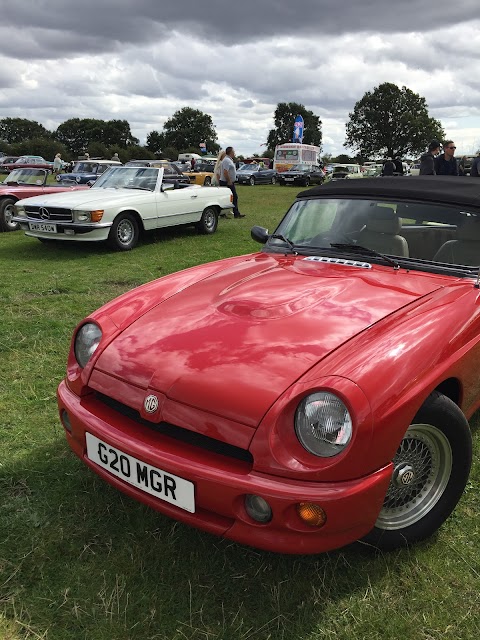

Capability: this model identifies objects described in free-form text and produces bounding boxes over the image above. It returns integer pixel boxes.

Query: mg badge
[144,394,159,413]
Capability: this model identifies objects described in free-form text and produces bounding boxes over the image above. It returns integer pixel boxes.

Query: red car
[0,168,88,231]
[58,176,475,554]
[1,154,54,173]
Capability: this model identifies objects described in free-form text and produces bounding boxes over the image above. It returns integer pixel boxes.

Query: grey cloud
[0,0,478,60]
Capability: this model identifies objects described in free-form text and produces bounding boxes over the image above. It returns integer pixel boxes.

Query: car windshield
[5,168,47,184]
[239,164,258,172]
[267,197,480,274]
[72,162,98,173]
[92,166,161,190]
[126,160,151,167]
[289,164,310,171]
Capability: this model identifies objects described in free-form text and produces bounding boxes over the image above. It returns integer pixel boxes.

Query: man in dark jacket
[393,156,404,175]
[381,158,395,176]
[434,141,459,176]
[419,140,441,175]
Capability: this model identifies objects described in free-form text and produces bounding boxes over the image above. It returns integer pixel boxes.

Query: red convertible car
[58,176,476,554]
[0,168,88,231]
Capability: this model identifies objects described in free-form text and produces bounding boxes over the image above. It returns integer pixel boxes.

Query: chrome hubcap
[117,220,134,244]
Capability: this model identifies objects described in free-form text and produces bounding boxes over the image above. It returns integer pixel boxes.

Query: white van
[178,153,201,163]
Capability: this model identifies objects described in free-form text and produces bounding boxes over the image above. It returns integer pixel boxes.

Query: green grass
[1,184,479,640]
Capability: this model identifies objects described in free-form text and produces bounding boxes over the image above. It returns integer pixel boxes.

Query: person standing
[381,158,395,176]
[419,140,441,175]
[111,152,120,162]
[220,147,245,218]
[393,156,404,175]
[434,141,459,176]
[470,151,480,177]
[53,153,62,174]
[213,150,226,186]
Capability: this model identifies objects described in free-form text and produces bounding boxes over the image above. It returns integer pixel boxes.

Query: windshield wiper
[330,243,401,270]
[270,233,298,254]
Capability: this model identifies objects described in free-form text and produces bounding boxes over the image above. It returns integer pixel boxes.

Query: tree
[162,108,217,153]
[0,118,50,144]
[54,118,139,156]
[266,103,322,151]
[345,83,445,159]
[146,130,164,155]
[13,136,69,161]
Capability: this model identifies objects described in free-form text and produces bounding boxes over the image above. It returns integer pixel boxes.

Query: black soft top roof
[298,176,480,210]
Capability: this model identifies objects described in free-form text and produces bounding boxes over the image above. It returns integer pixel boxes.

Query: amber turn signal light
[91,210,104,222]
[296,502,327,527]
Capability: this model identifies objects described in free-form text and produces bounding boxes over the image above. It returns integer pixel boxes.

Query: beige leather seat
[433,218,480,266]
[358,205,409,257]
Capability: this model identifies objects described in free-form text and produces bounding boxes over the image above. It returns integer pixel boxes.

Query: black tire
[107,213,140,251]
[363,391,472,550]
[304,177,310,187]
[55,174,62,182]
[271,176,276,185]
[249,176,255,186]
[195,206,218,235]
[0,197,20,232]
[203,176,212,186]
[38,238,56,244]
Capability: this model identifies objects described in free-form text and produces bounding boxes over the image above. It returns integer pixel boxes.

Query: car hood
[93,254,448,427]
[17,188,152,208]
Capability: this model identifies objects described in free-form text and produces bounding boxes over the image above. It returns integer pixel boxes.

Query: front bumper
[13,216,112,241]
[58,380,392,554]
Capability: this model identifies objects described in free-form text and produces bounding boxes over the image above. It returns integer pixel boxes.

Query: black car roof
[298,176,480,210]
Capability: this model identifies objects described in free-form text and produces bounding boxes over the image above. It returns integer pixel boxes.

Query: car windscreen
[92,166,160,190]
[5,168,47,184]
[72,162,96,172]
[268,197,480,271]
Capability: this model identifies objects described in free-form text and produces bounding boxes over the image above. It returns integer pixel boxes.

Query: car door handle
[190,194,198,198]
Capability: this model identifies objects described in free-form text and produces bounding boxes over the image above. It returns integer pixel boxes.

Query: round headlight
[74,323,102,368]
[295,392,352,457]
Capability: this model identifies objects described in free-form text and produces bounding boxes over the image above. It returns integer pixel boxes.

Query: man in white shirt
[219,146,245,218]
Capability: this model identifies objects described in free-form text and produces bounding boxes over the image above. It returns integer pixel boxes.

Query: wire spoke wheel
[362,392,472,550]
[376,423,452,530]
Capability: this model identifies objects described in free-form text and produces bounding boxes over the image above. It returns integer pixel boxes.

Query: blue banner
[293,115,304,143]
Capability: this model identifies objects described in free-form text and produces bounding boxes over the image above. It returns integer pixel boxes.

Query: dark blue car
[56,160,122,184]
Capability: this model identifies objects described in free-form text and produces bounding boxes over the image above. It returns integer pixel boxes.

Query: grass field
[0,184,479,640]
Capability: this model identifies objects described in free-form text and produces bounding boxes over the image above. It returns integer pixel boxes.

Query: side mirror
[161,183,175,192]
[251,225,269,244]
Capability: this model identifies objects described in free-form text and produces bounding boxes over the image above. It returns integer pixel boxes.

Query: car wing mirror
[251,225,269,244]
[161,183,175,192]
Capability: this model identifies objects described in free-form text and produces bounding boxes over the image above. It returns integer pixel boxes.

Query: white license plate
[85,433,195,512]
[285,177,294,181]
[29,222,57,233]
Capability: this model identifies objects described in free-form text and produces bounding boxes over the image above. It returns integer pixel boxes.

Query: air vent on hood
[303,256,372,269]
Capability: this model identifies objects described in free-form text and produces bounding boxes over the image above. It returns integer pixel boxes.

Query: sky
[0,0,479,158]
